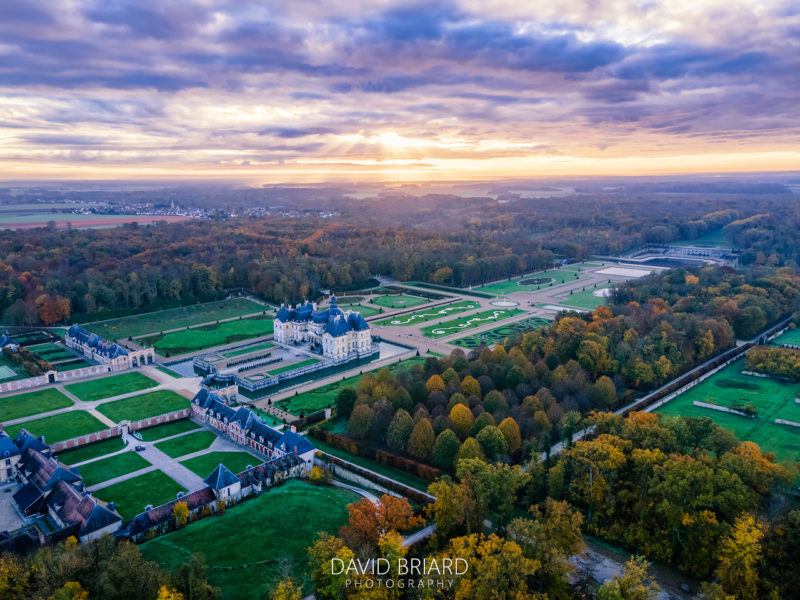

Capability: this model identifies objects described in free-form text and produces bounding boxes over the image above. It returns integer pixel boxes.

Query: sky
[0,0,799,183]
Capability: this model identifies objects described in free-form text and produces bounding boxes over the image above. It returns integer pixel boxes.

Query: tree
[597,556,660,600]
[460,375,482,399]
[407,418,435,461]
[426,478,481,538]
[476,425,508,461]
[456,437,485,464]
[171,553,218,600]
[173,501,189,528]
[449,403,474,439]
[94,542,163,600]
[498,417,522,455]
[560,410,582,447]
[336,387,357,418]
[444,534,540,600]
[432,429,461,469]
[386,409,414,452]
[271,579,302,600]
[339,495,423,552]
[50,581,89,600]
[715,513,765,600]
[457,459,529,531]
[307,533,354,600]
[0,555,29,600]
[426,374,445,394]
[156,587,185,600]
[348,404,374,439]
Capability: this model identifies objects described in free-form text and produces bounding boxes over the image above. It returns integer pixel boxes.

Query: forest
[2,190,800,325]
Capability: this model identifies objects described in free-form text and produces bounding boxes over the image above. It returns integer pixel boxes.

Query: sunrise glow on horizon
[1,1,799,183]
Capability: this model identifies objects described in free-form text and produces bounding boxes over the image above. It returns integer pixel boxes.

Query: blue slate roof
[203,463,240,489]
[0,333,16,348]
[275,296,369,338]
[0,432,20,460]
[13,430,48,453]
[66,325,128,358]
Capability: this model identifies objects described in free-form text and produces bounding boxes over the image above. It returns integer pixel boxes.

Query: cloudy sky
[0,0,798,182]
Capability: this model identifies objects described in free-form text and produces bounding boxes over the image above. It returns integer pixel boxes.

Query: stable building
[66,325,154,370]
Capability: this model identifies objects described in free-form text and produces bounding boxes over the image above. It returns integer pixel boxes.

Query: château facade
[66,325,155,370]
[274,297,373,360]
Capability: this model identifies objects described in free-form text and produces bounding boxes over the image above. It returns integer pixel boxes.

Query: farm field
[553,287,612,310]
[273,356,425,415]
[0,388,73,422]
[154,431,217,458]
[137,419,201,441]
[59,437,127,464]
[419,308,525,339]
[370,293,429,309]
[77,451,150,487]
[65,372,159,402]
[93,470,187,521]
[450,316,552,349]
[4,411,107,443]
[374,300,479,326]
[143,316,274,356]
[83,298,268,340]
[473,268,586,295]
[654,361,800,470]
[180,451,260,478]
[96,390,190,422]
[141,479,359,599]
[772,327,800,347]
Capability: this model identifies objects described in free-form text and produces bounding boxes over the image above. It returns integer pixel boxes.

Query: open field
[420,308,525,339]
[772,327,800,347]
[143,316,273,356]
[673,228,733,248]
[450,316,552,349]
[553,287,612,310]
[370,293,429,309]
[4,411,107,443]
[0,214,193,231]
[93,471,187,521]
[0,388,73,422]
[154,431,217,458]
[180,451,260,478]
[65,372,159,402]
[96,390,190,422]
[273,356,425,415]
[59,437,127,464]
[405,281,493,298]
[374,300,479,326]
[654,362,800,470]
[77,451,150,487]
[84,298,268,340]
[138,420,201,441]
[336,302,381,317]
[473,268,585,295]
[141,479,359,599]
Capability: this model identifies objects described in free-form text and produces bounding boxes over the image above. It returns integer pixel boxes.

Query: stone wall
[129,408,193,432]
[51,427,123,452]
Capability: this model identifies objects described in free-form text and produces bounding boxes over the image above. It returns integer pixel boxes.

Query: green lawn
[93,470,187,521]
[474,268,586,295]
[264,358,319,376]
[59,437,127,465]
[84,298,268,340]
[0,388,73,422]
[553,287,612,310]
[772,327,800,347]
[141,479,359,599]
[65,372,159,402]
[155,365,182,378]
[370,294,429,309]
[374,300,480,326]
[337,303,381,317]
[450,316,552,349]
[420,308,525,339]
[154,431,217,458]
[274,356,425,416]
[221,342,274,358]
[77,451,150,487]
[180,451,261,479]
[654,362,800,471]
[96,390,190,423]
[4,411,107,443]
[137,420,201,441]
[673,228,733,249]
[143,317,274,356]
